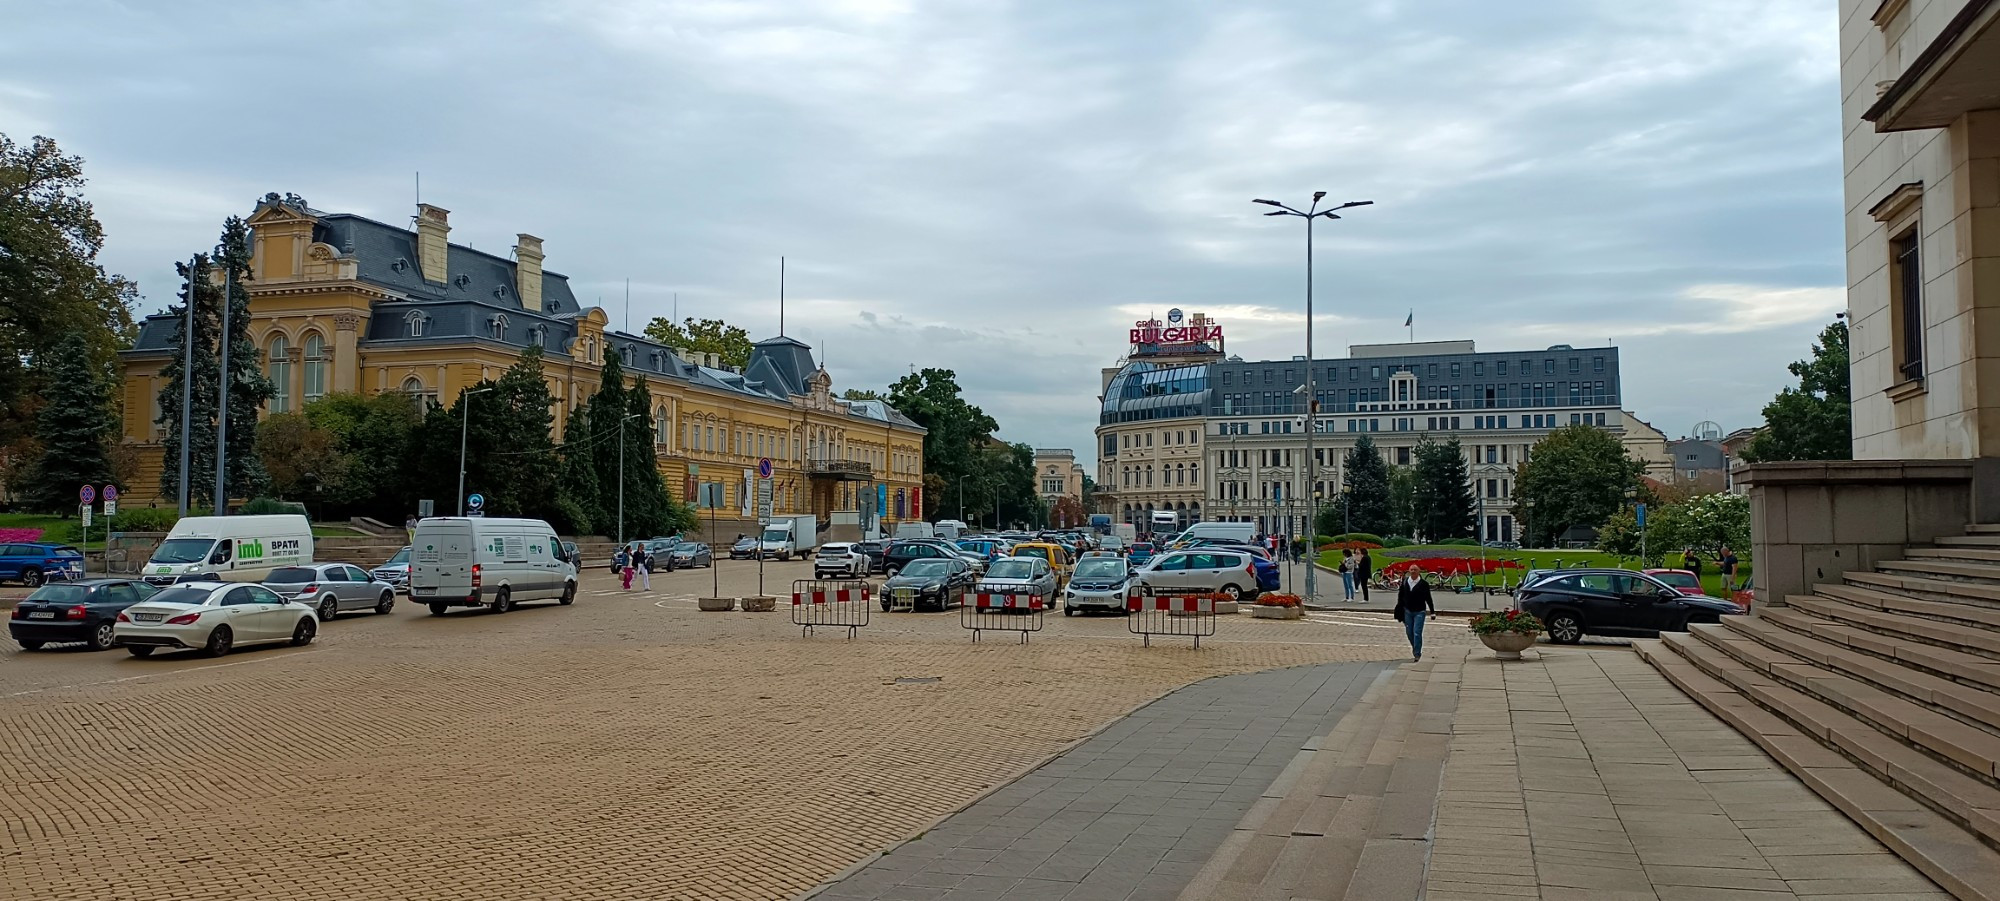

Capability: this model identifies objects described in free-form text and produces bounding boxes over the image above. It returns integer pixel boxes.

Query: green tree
[619,376,694,537]
[888,368,1001,521]
[1648,493,1751,560]
[214,216,274,500]
[1740,320,1851,463]
[1332,435,1391,535]
[841,389,884,402]
[153,218,277,509]
[302,392,421,517]
[1514,423,1646,546]
[643,316,754,369]
[554,405,600,535]
[1412,437,1476,542]
[583,352,631,535]
[0,134,138,462]
[154,253,221,508]
[1387,466,1418,539]
[1595,507,1657,565]
[411,347,561,521]
[256,412,346,502]
[23,334,117,512]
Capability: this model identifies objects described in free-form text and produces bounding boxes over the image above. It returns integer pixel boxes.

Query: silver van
[1132,549,1258,601]
[409,517,577,616]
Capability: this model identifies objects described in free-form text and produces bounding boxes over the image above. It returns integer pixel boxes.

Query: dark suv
[881,540,963,576]
[853,540,888,573]
[1518,568,1744,644]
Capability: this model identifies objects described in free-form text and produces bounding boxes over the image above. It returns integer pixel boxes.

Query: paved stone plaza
[0,561,1460,901]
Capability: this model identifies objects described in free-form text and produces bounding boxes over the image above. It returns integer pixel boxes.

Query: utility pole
[177,255,197,516]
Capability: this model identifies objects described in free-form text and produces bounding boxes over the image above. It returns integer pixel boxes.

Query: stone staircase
[1175,656,1459,900]
[1635,521,2000,900]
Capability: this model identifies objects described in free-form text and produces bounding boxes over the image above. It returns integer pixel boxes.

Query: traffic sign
[81,506,92,528]
[468,493,486,512]
[758,457,773,479]
[105,499,118,516]
[757,479,774,521]
[80,484,95,505]
[1635,503,1647,529]
[103,484,118,501]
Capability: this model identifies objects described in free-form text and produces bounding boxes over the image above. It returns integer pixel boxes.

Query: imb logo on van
[238,539,269,562]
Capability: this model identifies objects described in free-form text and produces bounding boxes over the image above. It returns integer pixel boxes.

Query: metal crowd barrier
[790,579,872,639]
[960,593,1047,644]
[1127,591,1217,648]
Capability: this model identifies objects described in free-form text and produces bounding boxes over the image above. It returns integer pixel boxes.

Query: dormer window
[622,344,633,364]
[489,313,509,340]
[405,310,427,338]
[531,325,548,348]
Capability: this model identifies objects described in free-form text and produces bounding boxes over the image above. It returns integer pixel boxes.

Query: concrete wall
[1741,460,1973,607]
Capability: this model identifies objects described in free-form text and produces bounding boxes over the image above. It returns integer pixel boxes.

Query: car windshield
[761,529,787,542]
[151,538,215,564]
[986,560,1037,579]
[27,584,91,603]
[676,542,703,551]
[386,547,410,565]
[1074,559,1125,579]
[733,537,755,546]
[1015,547,1050,561]
[266,567,319,583]
[900,560,950,578]
[1652,571,1700,589]
[145,586,214,606]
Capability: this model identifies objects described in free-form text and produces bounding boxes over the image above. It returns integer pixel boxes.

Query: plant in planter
[1250,592,1304,620]
[1468,608,1544,660]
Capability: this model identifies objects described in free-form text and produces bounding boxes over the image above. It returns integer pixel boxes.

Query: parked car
[1517,569,1745,644]
[955,538,1008,566]
[263,563,399,621]
[1008,542,1074,588]
[113,581,318,657]
[562,541,581,571]
[641,539,681,572]
[728,536,759,560]
[371,546,413,593]
[1127,541,1157,566]
[813,542,869,578]
[881,558,976,611]
[0,542,85,587]
[1644,568,1707,597]
[974,557,1060,610]
[882,540,965,576]
[854,540,889,573]
[1064,556,1133,616]
[1132,549,1262,602]
[611,547,630,573]
[668,540,713,568]
[9,579,162,650]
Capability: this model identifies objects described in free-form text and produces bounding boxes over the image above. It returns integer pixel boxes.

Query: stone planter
[740,595,777,612]
[1213,600,1240,615]
[1479,630,1538,660]
[1249,604,1303,620]
[698,596,736,612]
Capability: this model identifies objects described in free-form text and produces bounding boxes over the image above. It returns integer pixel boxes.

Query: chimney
[513,233,543,312]
[415,203,451,284]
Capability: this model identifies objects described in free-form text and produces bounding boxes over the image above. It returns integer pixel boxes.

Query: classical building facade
[117,194,926,529]
[1094,328,1659,542]
[1032,449,1086,505]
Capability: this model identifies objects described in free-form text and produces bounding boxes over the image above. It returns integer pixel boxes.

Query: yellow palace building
[117,193,927,532]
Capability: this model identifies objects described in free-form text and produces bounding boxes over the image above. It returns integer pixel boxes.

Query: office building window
[1450,362,1461,377]
[1497,360,1508,376]
[1893,226,1925,382]
[1569,358,1580,373]
[1593,356,1605,373]
[1396,447,1411,465]
[1571,413,1582,424]
[1596,413,1606,426]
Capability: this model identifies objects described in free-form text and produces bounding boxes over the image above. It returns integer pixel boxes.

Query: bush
[1380,536,1413,548]
[238,497,307,517]
[1330,532,1384,545]
[1439,538,1480,547]
[110,507,181,533]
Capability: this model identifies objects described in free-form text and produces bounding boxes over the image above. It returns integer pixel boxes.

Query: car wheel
[559,581,576,605]
[375,591,395,615]
[21,567,41,587]
[291,617,317,646]
[886,566,900,578]
[880,601,891,612]
[1063,606,1076,617]
[428,602,447,616]
[88,621,117,651]
[491,586,513,614]
[204,625,233,657]
[126,645,155,657]
[1219,583,1242,601]
[1546,612,1583,644]
[316,596,339,622]
[18,639,44,650]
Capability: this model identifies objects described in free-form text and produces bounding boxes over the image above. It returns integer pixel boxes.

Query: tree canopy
[1513,423,1647,546]
[23,334,116,512]
[887,368,1016,523]
[1412,437,1477,542]
[1328,435,1391,536]
[1740,319,1851,463]
[644,316,753,369]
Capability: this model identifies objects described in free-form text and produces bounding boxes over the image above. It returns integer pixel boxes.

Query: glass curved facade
[1099,361,1210,425]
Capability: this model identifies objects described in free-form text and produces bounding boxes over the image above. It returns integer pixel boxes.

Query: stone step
[1937,535,2000,548]
[1909,547,2000,564]
[1636,635,2000,901]
[1799,590,2000,663]
[1708,618,2000,786]
[1969,524,2000,535]
[1773,601,2000,695]
[1878,558,2000,588]
[1819,581,2000,637]
[1746,606,2000,735]
[1846,568,2000,612]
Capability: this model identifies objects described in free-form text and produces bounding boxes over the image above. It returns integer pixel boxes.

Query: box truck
[758,515,818,560]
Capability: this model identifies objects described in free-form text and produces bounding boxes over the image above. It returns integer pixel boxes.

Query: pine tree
[1413,437,1477,542]
[555,405,600,535]
[1336,435,1392,535]
[155,253,221,509]
[25,334,116,512]
[478,346,559,518]
[622,378,689,537]
[215,216,274,500]
[584,353,631,537]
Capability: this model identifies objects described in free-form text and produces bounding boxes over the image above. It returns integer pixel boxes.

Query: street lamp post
[456,386,494,516]
[1255,193,1371,606]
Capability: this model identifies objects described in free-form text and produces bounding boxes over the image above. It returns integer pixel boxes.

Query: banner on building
[911,486,922,520]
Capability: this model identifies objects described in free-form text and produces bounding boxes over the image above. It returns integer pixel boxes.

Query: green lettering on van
[239,539,265,562]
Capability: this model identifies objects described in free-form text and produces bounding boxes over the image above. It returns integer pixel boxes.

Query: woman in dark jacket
[1395,567,1438,662]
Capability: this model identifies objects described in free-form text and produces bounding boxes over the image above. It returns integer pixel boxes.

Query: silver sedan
[974,557,1060,609]
[263,563,398,621]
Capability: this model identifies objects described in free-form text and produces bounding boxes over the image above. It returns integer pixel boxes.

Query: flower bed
[1469,608,1543,635]
[1254,593,1303,608]
[1380,557,1524,578]
[0,528,46,544]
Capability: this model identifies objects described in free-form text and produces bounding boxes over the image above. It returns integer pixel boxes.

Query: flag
[1404,311,1413,327]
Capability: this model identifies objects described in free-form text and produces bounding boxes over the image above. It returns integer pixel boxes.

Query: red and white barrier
[792,587,871,605]
[1126,595,1214,614]
[973,593,1046,611]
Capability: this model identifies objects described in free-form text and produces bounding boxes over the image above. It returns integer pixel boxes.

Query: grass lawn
[1316,544,1751,597]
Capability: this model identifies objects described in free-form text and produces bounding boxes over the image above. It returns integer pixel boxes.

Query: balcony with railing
[807,459,873,481]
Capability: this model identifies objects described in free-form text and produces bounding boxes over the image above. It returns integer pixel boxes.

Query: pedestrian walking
[635,543,652,591]
[1395,566,1438,662]
[620,543,637,590]
[1719,547,1739,592]
[1358,548,1374,601]
[1339,549,1357,601]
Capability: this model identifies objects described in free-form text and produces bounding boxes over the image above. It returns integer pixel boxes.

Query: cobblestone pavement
[807,661,1389,901]
[0,561,1470,901]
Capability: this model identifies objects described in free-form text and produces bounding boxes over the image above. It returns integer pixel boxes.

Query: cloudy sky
[2,0,1842,470]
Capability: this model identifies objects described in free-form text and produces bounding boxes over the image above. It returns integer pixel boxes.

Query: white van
[142,515,314,586]
[934,519,967,541]
[1168,521,1256,548]
[893,521,936,541]
[410,517,577,615]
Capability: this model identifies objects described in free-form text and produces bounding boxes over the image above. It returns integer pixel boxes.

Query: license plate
[412,587,434,596]
[133,613,163,622]
[27,611,54,619]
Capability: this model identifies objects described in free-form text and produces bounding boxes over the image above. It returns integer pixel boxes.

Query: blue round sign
[757,458,774,479]
[1167,308,1184,324]
[467,493,485,510]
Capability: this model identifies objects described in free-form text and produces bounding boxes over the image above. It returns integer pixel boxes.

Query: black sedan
[728,536,759,560]
[1518,569,1744,644]
[9,579,163,650]
[880,558,976,611]
[854,540,888,573]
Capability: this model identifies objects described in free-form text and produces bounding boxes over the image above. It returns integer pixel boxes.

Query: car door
[1567,573,1632,635]
[0,545,20,581]
[100,582,141,623]
[245,584,299,642]
[340,565,375,607]
[1146,552,1190,592]
[1615,575,1683,632]
[216,585,273,641]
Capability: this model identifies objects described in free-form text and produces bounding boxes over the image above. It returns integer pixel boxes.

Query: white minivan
[142,515,314,586]
[409,517,577,616]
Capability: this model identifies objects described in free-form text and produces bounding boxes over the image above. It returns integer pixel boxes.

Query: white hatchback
[113,581,318,657]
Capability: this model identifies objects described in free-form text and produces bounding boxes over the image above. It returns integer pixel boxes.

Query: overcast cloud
[1,0,1842,470]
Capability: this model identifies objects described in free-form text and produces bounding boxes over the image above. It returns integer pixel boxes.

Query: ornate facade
[117,194,926,527]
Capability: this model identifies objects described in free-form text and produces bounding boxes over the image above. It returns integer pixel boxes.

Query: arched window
[401,376,427,414]
[301,333,327,403]
[489,314,508,340]
[655,406,667,444]
[406,311,426,338]
[267,336,291,413]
